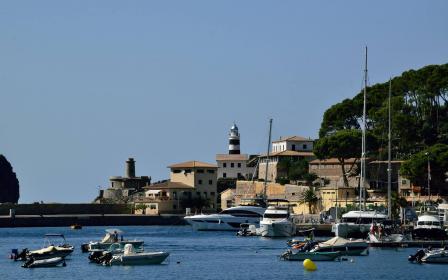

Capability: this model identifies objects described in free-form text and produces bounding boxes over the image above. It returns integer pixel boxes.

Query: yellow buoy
[303,259,317,271]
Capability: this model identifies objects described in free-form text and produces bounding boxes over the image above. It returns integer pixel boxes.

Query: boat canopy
[341,211,387,219]
[105,228,124,234]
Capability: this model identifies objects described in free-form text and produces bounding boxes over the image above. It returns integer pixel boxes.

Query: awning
[146,190,161,195]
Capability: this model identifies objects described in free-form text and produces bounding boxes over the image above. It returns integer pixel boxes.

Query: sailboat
[332,47,387,238]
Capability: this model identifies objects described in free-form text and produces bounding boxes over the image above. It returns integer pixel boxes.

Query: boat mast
[387,78,392,219]
[263,118,273,200]
[360,46,368,211]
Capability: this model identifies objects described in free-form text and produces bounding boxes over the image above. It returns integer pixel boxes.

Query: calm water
[0,226,445,280]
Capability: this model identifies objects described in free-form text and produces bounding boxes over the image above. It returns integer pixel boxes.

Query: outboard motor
[408,249,426,263]
[81,243,90,253]
[88,251,104,263]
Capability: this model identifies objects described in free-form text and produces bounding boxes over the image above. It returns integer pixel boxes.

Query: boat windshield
[264,213,288,219]
[220,209,262,217]
[418,221,440,226]
[341,217,385,224]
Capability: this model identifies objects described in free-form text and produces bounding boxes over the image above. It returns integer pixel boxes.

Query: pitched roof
[259,150,315,158]
[272,136,313,143]
[216,154,249,161]
[168,160,217,169]
[145,181,194,190]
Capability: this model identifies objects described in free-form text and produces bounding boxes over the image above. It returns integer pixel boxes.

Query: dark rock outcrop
[0,155,20,203]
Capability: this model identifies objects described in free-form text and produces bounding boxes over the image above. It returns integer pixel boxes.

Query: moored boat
[22,257,66,268]
[107,244,169,266]
[259,201,295,238]
[184,205,266,231]
[310,236,369,256]
[26,234,74,260]
[280,250,341,261]
[81,229,144,252]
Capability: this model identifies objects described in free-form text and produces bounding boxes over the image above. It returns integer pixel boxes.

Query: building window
[173,204,177,210]
[211,192,215,196]
[237,163,241,168]
[292,144,296,151]
[402,179,407,184]
[204,192,208,198]
[197,169,204,173]
[207,170,215,174]
[196,192,201,197]
[209,180,213,185]
[173,169,181,173]
[172,191,177,199]
[223,173,227,178]
[150,204,157,210]
[237,173,241,178]
[231,163,234,168]
[198,180,202,185]
[303,144,307,150]
[223,163,227,168]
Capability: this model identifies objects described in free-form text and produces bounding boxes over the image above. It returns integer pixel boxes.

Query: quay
[368,240,448,248]
[0,214,186,228]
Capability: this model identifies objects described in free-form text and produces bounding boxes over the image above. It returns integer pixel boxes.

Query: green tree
[390,191,408,219]
[299,188,319,214]
[314,129,378,187]
[400,144,448,195]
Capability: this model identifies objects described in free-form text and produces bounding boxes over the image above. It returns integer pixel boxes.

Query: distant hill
[0,155,20,203]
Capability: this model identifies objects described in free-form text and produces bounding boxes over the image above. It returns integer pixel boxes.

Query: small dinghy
[22,257,66,268]
[107,244,169,266]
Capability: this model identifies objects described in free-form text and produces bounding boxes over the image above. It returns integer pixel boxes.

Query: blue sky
[1,1,447,202]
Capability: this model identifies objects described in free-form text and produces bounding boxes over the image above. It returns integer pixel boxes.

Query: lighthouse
[228,123,240,154]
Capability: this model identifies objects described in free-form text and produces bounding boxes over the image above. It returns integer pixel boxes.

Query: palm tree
[300,188,319,214]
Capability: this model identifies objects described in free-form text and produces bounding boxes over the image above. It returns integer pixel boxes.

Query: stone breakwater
[0,214,186,228]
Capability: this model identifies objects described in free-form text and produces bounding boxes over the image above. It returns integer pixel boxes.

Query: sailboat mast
[360,46,368,211]
[263,118,273,199]
[387,79,392,219]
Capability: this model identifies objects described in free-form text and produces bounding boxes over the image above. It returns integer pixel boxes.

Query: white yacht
[259,205,296,237]
[413,213,447,240]
[332,210,387,238]
[184,205,266,231]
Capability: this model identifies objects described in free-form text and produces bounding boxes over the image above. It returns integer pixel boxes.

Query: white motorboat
[259,204,295,237]
[421,248,448,263]
[310,236,369,256]
[413,213,447,240]
[332,211,387,238]
[107,244,169,266]
[81,229,144,252]
[27,234,74,260]
[22,257,66,268]
[409,247,448,263]
[184,205,266,231]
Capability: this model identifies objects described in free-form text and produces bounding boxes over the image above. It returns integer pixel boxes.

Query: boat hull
[28,247,73,260]
[422,250,448,263]
[110,252,169,265]
[88,241,144,251]
[185,216,262,231]
[23,257,65,268]
[260,221,295,237]
[281,251,341,261]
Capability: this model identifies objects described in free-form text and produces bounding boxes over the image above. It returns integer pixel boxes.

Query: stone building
[257,136,315,182]
[134,161,218,215]
[98,158,151,202]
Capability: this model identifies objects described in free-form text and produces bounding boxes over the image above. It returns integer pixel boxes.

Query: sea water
[0,226,445,280]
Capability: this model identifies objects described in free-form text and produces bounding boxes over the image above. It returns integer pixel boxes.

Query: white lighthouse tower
[228,123,240,154]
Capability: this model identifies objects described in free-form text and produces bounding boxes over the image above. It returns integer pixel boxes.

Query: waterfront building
[308,158,360,188]
[135,161,218,215]
[257,136,315,183]
[97,158,151,202]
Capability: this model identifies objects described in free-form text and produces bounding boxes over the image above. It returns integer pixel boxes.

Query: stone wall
[0,203,132,215]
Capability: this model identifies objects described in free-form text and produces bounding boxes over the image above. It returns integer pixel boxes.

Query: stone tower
[126,158,136,178]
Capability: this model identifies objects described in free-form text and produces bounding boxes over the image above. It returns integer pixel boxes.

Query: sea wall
[0,203,132,215]
[0,214,186,228]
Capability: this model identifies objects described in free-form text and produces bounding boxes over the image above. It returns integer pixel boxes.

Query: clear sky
[1,1,447,203]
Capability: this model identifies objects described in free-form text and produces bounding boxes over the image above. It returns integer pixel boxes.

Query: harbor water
[0,226,445,280]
